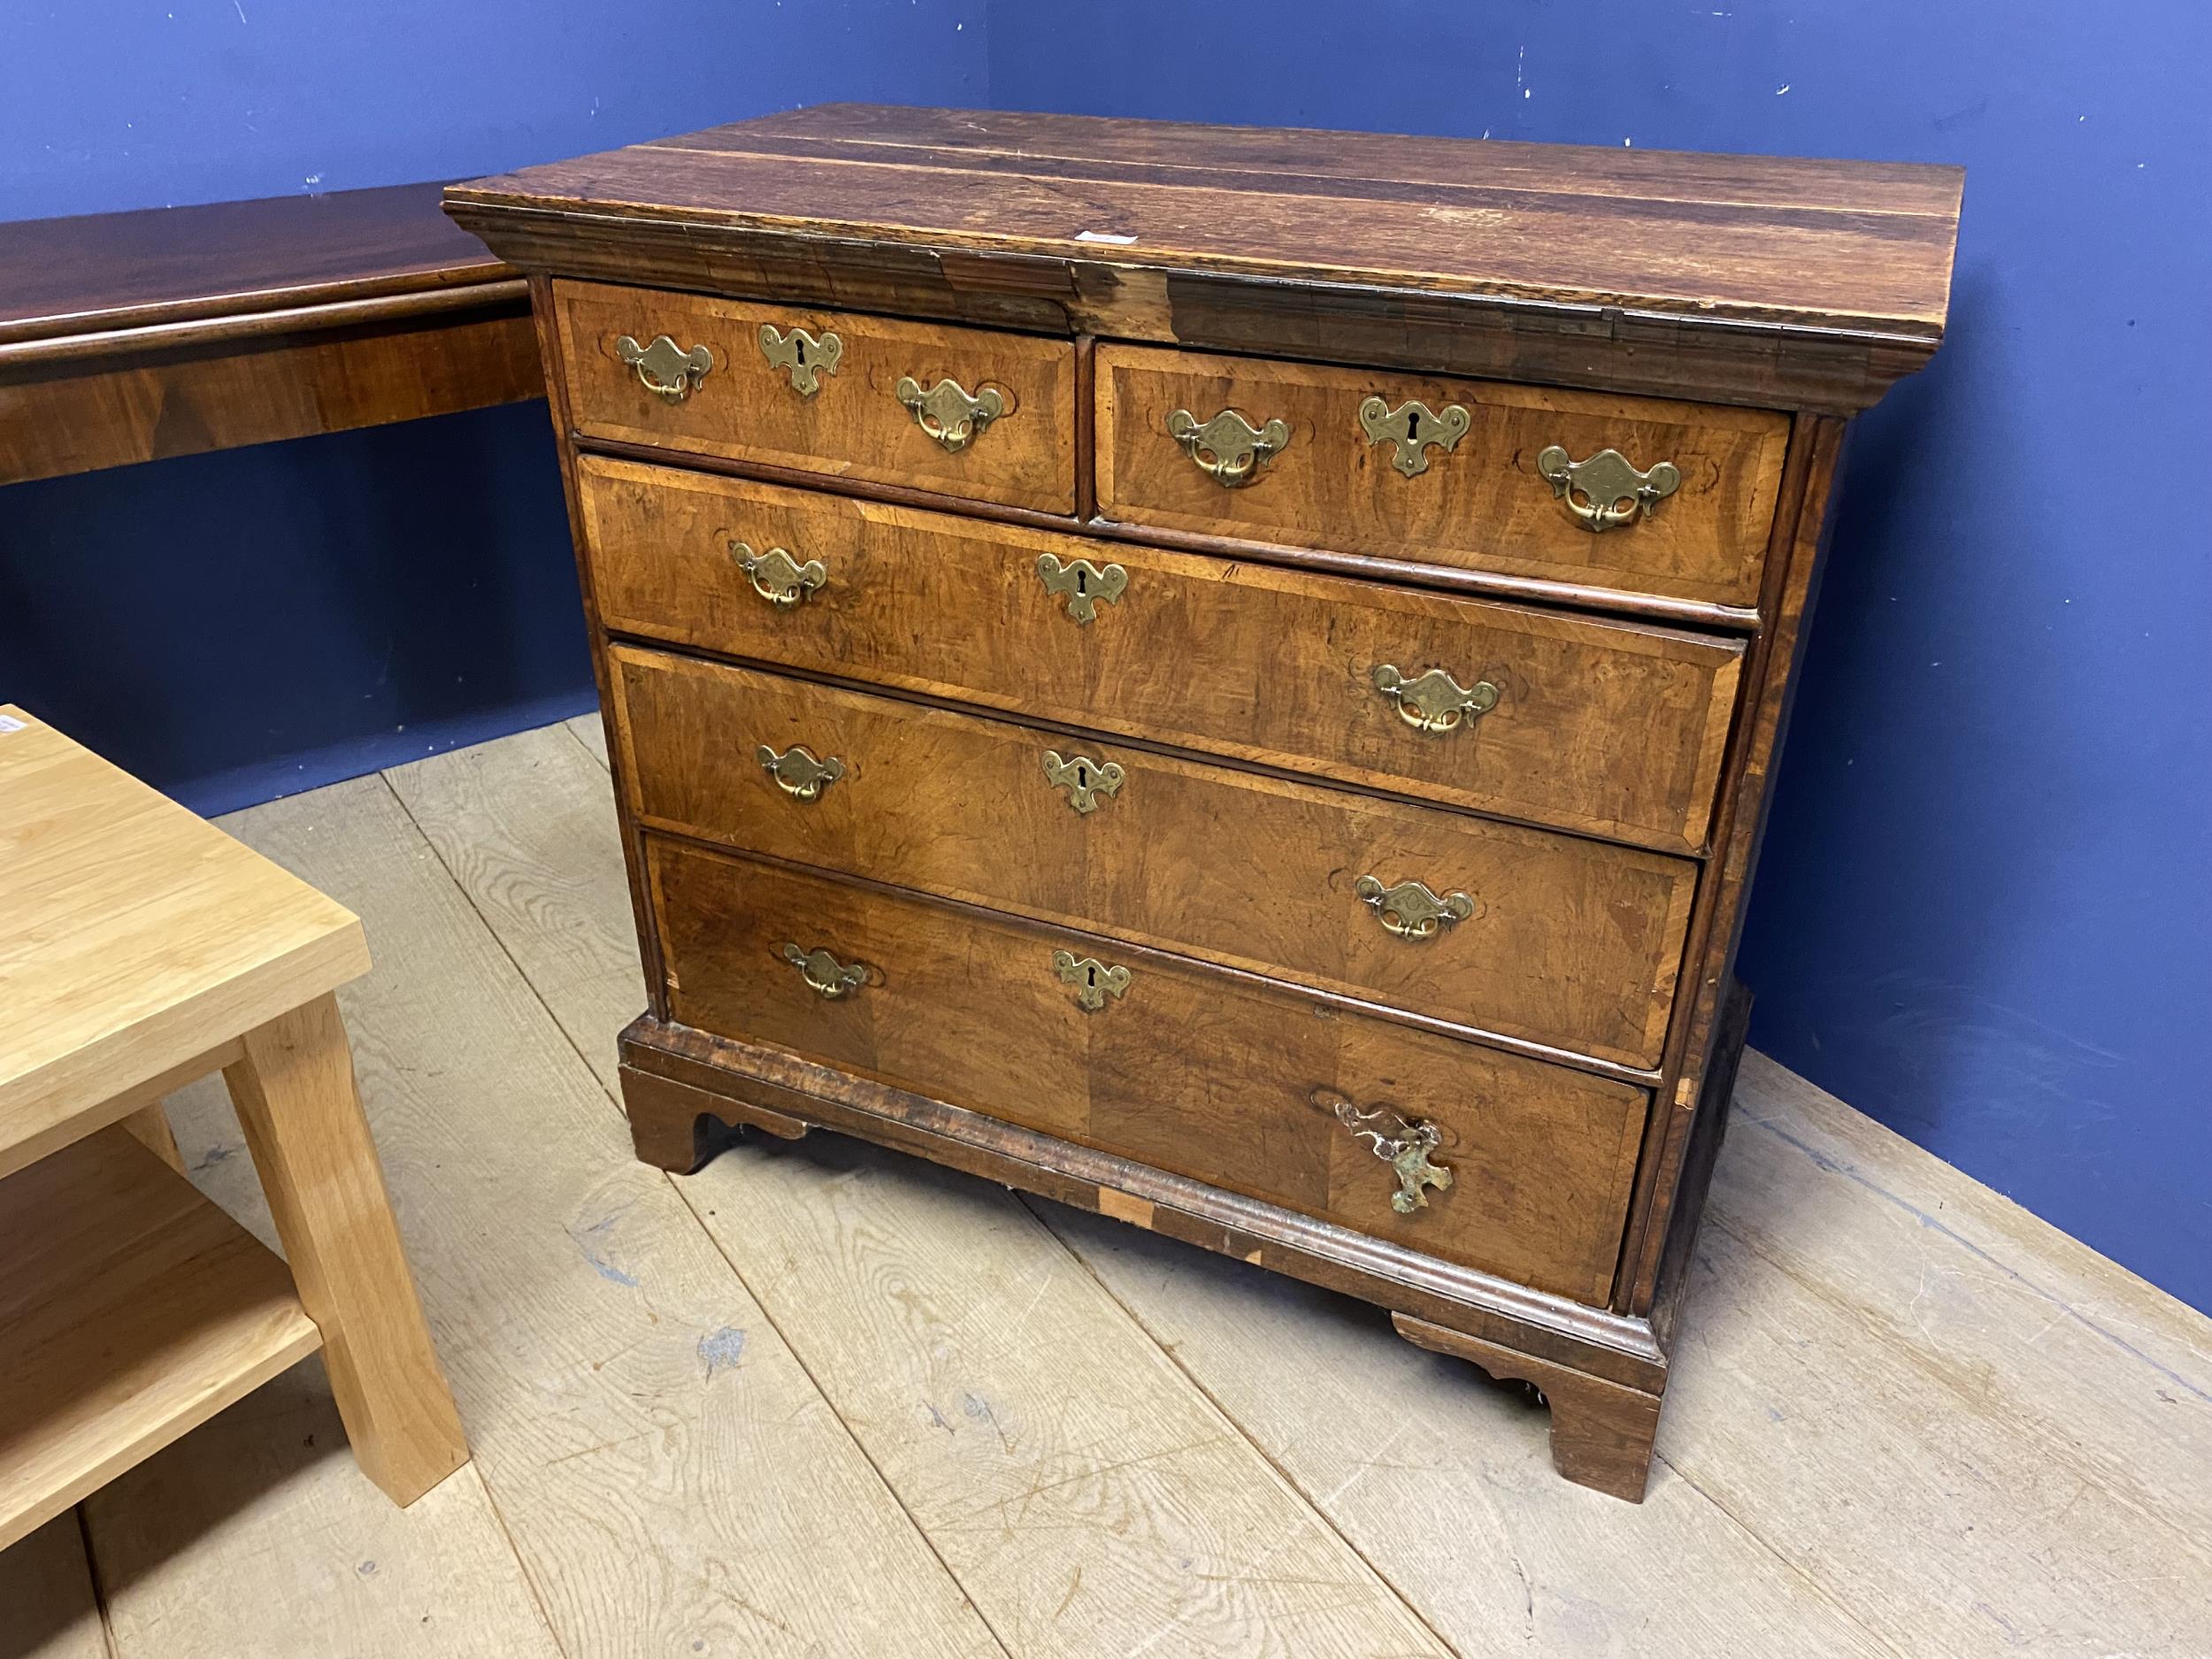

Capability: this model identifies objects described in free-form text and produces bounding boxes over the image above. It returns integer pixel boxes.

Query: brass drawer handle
[615,334,714,403]
[1537,445,1681,533]
[1372,664,1500,735]
[757,743,845,802]
[1358,397,1471,478]
[1042,749,1124,815]
[1052,949,1131,1012]
[730,541,826,608]
[1356,875,1473,940]
[758,324,841,396]
[783,942,866,1000]
[895,375,1005,452]
[1326,1094,1454,1214]
[1036,553,1126,624]
[1167,408,1289,488]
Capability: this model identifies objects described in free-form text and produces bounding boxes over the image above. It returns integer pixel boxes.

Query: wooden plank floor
[6,716,2207,1659]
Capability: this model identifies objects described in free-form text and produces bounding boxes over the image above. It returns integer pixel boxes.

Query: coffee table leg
[225,992,467,1506]
[123,1103,186,1172]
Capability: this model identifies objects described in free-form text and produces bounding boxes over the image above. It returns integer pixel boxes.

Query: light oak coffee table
[0,705,466,1548]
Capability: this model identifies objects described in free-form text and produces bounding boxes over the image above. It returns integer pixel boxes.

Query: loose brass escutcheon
[1372,664,1501,735]
[1042,749,1125,815]
[1355,875,1474,941]
[757,323,841,396]
[1536,445,1682,533]
[782,942,866,1000]
[729,541,827,608]
[1166,408,1290,488]
[1358,396,1471,478]
[895,375,1005,452]
[1052,949,1131,1011]
[615,334,714,403]
[757,743,845,802]
[1325,1093,1454,1214]
[1035,553,1127,624]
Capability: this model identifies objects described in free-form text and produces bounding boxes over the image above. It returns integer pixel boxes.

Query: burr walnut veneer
[449,105,1960,1501]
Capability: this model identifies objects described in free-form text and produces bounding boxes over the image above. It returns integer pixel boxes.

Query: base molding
[1392,1313,1663,1501]
[619,1013,1682,1497]
[622,1062,807,1171]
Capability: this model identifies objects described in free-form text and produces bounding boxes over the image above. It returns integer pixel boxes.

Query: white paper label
[1074,230,1139,245]
[0,715,25,733]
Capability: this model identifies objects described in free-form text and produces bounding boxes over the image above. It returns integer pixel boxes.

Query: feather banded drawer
[449,105,1961,1501]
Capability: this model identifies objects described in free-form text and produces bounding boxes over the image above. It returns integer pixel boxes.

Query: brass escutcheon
[730,541,827,608]
[1355,875,1475,941]
[757,323,841,396]
[757,743,845,802]
[1536,444,1682,533]
[615,334,714,403]
[1042,749,1125,815]
[1357,396,1471,478]
[1035,553,1127,624]
[1052,949,1131,1012]
[895,375,1005,452]
[1324,1093,1455,1215]
[782,942,866,1000]
[1372,664,1501,735]
[1166,408,1290,488]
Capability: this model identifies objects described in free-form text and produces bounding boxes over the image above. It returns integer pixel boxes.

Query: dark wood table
[0,181,542,485]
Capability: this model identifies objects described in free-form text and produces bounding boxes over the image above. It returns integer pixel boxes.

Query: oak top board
[0,181,513,348]
[448,103,1962,343]
[0,708,370,1168]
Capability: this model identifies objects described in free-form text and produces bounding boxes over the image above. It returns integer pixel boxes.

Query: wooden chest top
[446,104,1962,413]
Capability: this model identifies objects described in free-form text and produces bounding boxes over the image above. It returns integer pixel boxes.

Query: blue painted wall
[7,3,2205,1310]
[987,1,2212,1310]
[0,1,986,813]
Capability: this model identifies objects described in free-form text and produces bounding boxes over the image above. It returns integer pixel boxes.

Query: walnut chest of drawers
[449,105,1961,1501]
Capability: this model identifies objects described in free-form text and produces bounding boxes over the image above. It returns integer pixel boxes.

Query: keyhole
[1406,410,1422,440]
[1074,568,1089,595]
[1084,964,1101,989]
[1074,762,1092,789]
[794,338,808,365]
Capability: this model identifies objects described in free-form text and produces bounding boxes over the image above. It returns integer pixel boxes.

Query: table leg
[122,1103,186,1172]
[225,993,467,1506]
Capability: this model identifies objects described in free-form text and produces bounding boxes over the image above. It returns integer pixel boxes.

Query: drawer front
[649,835,1649,1306]
[612,646,1697,1068]
[1095,344,1792,609]
[553,280,1079,513]
[578,457,1745,853]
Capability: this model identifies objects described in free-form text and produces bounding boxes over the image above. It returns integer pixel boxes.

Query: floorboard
[0,1515,106,1659]
[10,718,2207,1659]
[391,720,1452,1656]
[1038,1202,1893,1656]
[524,715,2212,1655]
[145,773,1002,1659]
[564,711,611,769]
[87,1379,557,1659]
[1657,1056,2212,1656]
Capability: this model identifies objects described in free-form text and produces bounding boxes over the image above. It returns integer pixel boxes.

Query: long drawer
[611,646,1697,1069]
[1095,343,1792,610]
[649,835,1649,1305]
[577,456,1746,854]
[553,280,1079,513]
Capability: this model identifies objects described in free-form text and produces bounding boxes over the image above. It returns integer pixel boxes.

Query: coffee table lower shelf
[0,1125,322,1550]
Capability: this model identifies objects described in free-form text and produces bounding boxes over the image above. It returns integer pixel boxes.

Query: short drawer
[649,835,1649,1306]
[611,646,1697,1069]
[552,280,1078,513]
[1095,344,1792,610]
[577,457,1745,854]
